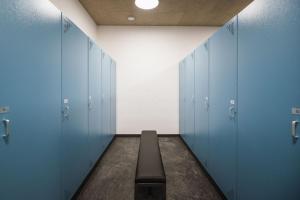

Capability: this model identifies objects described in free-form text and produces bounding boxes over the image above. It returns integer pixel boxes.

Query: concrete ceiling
[79,0,253,26]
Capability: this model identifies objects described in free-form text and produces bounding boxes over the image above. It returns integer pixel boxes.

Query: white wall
[49,0,98,42]
[98,26,217,135]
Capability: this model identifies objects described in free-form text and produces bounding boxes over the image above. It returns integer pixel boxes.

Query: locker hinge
[226,22,234,35]
[63,18,71,33]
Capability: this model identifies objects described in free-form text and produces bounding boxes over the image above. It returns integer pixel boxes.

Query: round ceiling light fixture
[128,16,136,21]
[135,0,159,10]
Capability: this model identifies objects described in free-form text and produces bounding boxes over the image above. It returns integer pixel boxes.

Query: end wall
[97,26,218,135]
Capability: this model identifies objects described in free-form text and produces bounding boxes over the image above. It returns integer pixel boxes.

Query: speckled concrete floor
[75,136,223,200]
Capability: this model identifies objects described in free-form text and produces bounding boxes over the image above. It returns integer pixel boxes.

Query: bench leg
[135,183,166,200]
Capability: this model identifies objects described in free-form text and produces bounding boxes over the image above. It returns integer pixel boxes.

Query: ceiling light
[128,16,136,21]
[135,0,159,10]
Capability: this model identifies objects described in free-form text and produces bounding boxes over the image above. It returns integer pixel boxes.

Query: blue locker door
[0,1,61,199]
[110,60,117,136]
[101,52,112,147]
[181,61,188,140]
[184,53,195,150]
[238,0,300,199]
[61,17,89,200]
[209,17,238,200]
[88,40,103,166]
[179,62,185,135]
[194,42,209,168]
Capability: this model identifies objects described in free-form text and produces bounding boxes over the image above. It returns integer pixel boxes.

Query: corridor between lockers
[75,136,222,200]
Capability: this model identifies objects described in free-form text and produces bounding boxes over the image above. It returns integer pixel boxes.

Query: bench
[135,130,166,200]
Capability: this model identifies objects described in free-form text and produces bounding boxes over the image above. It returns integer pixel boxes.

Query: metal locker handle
[292,120,299,141]
[63,105,70,120]
[229,106,235,119]
[2,119,11,139]
[204,97,209,111]
[88,96,92,110]
[228,99,237,119]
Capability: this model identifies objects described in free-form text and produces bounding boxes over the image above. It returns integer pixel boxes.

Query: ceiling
[79,0,253,26]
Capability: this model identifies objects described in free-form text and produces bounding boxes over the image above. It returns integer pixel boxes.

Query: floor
[75,136,223,200]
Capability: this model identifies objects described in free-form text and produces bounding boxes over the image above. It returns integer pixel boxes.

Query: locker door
[0,1,61,199]
[88,40,103,166]
[61,17,89,200]
[179,62,185,135]
[101,52,112,147]
[182,59,188,142]
[184,53,195,150]
[209,17,238,200]
[110,60,117,136]
[238,0,300,199]
[180,61,187,139]
[194,42,209,168]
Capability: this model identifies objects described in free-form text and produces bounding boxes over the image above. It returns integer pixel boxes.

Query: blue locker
[183,53,196,150]
[61,17,89,200]
[88,40,104,167]
[180,61,187,140]
[194,42,209,168]
[0,0,62,199]
[237,0,300,199]
[179,62,185,136]
[209,17,238,200]
[101,52,112,147]
[110,60,117,136]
